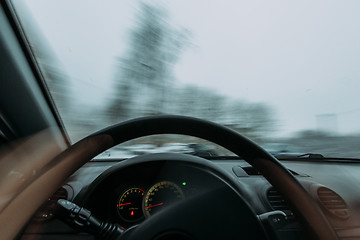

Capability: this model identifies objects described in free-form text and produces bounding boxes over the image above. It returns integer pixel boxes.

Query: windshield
[12,0,360,158]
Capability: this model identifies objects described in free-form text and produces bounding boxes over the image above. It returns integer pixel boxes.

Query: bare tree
[107,2,190,121]
[226,101,275,139]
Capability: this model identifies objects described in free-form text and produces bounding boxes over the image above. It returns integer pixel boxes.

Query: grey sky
[20,0,360,137]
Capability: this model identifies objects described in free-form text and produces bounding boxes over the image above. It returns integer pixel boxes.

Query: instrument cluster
[115,180,196,227]
[117,181,186,222]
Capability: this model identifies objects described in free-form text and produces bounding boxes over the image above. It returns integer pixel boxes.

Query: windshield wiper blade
[274,152,326,161]
[296,153,324,158]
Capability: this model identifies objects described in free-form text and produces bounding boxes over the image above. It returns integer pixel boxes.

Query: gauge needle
[146,202,163,209]
[118,203,132,206]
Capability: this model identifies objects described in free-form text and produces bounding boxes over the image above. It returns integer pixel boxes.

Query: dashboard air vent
[317,187,349,219]
[266,187,294,217]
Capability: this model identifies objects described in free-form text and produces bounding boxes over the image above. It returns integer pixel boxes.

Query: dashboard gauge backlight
[117,188,145,222]
[144,181,184,217]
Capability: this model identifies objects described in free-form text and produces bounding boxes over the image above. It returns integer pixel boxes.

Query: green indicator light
[182,182,187,186]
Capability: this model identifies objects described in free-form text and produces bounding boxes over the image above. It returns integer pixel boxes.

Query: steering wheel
[81,115,336,240]
[0,115,337,239]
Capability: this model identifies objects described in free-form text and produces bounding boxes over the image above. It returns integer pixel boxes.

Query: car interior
[1,1,360,240]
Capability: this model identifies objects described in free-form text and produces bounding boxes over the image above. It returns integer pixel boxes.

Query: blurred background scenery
[14,0,360,158]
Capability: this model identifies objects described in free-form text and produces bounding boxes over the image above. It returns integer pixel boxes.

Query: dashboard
[22,154,360,240]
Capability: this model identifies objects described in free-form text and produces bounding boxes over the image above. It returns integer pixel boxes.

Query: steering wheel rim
[85,115,337,240]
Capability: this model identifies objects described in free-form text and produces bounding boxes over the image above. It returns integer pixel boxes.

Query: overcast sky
[19,0,360,137]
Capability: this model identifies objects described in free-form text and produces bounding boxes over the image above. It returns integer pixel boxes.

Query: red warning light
[131,211,134,216]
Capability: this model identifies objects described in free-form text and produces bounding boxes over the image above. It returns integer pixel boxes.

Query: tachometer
[144,181,184,217]
[117,188,145,222]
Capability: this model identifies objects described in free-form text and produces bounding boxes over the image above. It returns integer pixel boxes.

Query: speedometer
[144,181,184,217]
[117,188,145,222]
